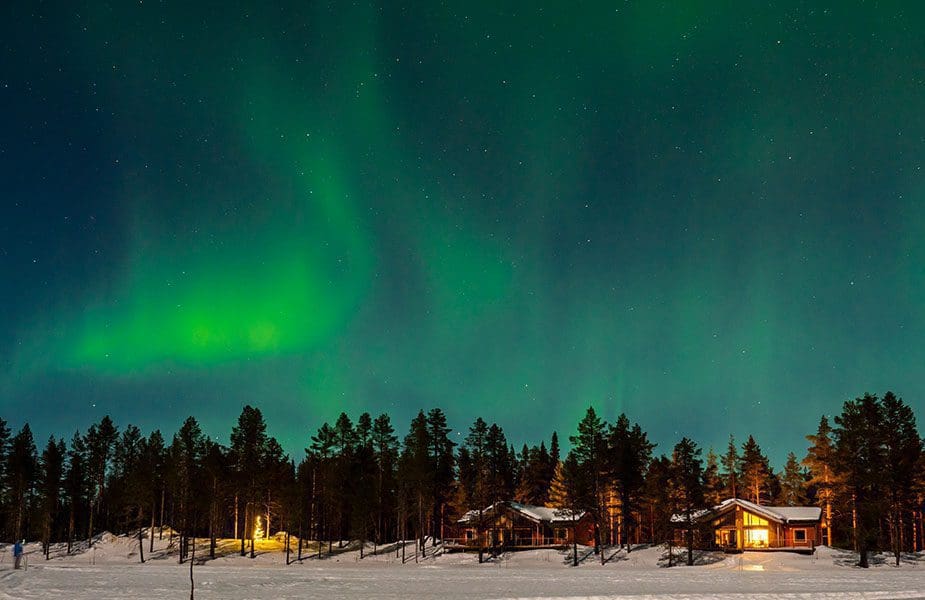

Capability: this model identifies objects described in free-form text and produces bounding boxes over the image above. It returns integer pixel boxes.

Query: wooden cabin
[451,501,595,550]
[674,498,822,552]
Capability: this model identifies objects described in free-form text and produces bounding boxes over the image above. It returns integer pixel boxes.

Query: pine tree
[230,405,270,556]
[608,414,654,550]
[461,417,490,562]
[721,435,739,499]
[547,461,567,507]
[64,432,88,554]
[330,412,356,546]
[803,416,838,546]
[399,411,432,555]
[569,407,608,559]
[642,455,674,553]
[834,393,887,568]
[371,414,398,544]
[142,430,166,552]
[425,408,456,544]
[307,422,336,556]
[201,440,228,559]
[0,418,11,534]
[351,413,378,557]
[170,417,205,563]
[881,391,922,565]
[84,416,117,544]
[669,437,704,566]
[556,453,586,566]
[111,424,147,562]
[702,449,724,506]
[739,435,772,505]
[485,424,513,504]
[38,437,65,558]
[778,452,806,506]
[6,424,38,541]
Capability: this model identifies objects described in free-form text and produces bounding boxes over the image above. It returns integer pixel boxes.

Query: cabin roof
[458,501,585,525]
[673,498,822,525]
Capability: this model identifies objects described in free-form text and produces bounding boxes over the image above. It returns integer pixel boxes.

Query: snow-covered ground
[1,533,923,599]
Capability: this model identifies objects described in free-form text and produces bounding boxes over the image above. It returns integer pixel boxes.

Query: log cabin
[673,498,823,553]
[450,501,596,550]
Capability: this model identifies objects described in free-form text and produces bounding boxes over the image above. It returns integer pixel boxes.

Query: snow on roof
[458,501,584,524]
[672,498,822,525]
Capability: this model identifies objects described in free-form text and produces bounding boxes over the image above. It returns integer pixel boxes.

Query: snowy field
[1,534,923,599]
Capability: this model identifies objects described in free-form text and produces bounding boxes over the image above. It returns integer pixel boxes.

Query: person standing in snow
[13,540,23,569]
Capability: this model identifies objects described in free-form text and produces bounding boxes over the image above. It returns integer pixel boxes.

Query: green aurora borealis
[3,2,925,464]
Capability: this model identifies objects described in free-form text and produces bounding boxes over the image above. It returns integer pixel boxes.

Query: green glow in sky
[3,2,925,464]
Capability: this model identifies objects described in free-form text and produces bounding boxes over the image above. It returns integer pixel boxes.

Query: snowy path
[1,536,922,600]
[1,561,924,600]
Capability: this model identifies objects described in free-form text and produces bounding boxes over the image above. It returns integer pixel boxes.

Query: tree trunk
[87,500,95,547]
[851,494,858,552]
[150,500,156,553]
[240,503,247,557]
[686,515,694,567]
[189,535,195,600]
[137,506,146,563]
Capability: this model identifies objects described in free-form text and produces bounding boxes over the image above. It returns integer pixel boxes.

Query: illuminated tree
[739,435,774,505]
[804,416,838,546]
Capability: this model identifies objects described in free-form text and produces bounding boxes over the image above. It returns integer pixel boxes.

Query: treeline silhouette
[0,391,920,568]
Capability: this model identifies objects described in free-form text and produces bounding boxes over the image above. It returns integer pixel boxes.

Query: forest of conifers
[0,391,920,568]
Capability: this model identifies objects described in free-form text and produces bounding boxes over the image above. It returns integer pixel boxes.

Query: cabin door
[722,529,736,548]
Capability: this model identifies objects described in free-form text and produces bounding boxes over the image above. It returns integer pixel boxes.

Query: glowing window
[743,512,768,527]
[745,528,768,547]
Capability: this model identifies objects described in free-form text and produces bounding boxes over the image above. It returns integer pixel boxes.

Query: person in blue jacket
[13,540,23,569]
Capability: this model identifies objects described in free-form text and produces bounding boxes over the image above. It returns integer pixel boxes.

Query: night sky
[2,2,924,466]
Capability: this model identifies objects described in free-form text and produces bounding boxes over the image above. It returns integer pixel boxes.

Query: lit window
[742,512,768,527]
[745,528,768,547]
